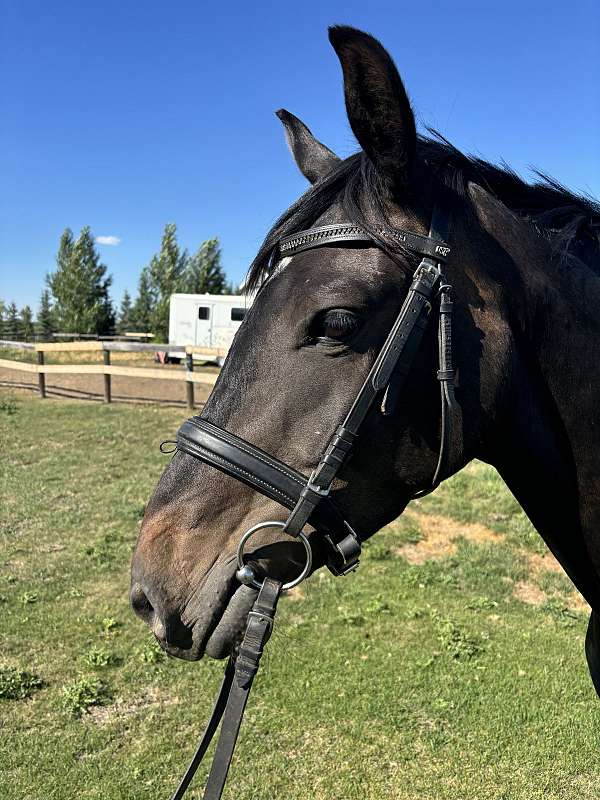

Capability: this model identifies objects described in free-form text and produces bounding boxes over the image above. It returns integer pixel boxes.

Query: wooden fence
[0,340,227,409]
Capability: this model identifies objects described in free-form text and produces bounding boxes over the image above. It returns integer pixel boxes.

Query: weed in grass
[138,640,166,664]
[0,394,18,415]
[403,558,459,589]
[61,676,112,717]
[83,646,118,668]
[434,614,483,660]
[365,596,392,616]
[395,521,422,546]
[542,599,580,628]
[101,617,119,635]
[20,591,38,605]
[365,539,392,561]
[0,666,43,700]
[467,596,499,611]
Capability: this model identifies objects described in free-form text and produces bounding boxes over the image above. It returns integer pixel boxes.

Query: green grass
[1,391,599,799]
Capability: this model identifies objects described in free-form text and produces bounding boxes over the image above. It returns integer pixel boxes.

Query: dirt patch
[394,512,502,565]
[285,586,306,602]
[394,512,590,614]
[514,581,548,605]
[87,686,179,726]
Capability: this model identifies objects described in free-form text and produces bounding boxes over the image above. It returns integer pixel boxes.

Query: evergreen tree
[130,267,155,333]
[184,237,227,294]
[147,223,187,341]
[36,289,55,341]
[117,290,133,334]
[5,302,21,340]
[0,300,6,339]
[47,226,115,335]
[224,279,242,295]
[20,305,34,340]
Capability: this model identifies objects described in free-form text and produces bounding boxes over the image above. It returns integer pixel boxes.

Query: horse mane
[246,135,600,291]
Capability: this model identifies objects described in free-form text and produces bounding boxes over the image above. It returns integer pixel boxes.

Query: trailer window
[231,308,246,322]
[197,307,210,320]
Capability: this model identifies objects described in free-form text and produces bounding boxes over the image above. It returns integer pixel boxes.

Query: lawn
[1,390,599,800]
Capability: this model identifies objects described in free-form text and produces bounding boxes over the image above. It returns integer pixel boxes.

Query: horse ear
[328,26,416,193]
[276,109,341,184]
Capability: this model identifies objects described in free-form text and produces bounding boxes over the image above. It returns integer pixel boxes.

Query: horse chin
[156,567,258,662]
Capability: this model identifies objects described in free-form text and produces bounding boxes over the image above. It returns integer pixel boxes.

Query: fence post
[185,348,194,410]
[103,348,111,403]
[37,349,46,399]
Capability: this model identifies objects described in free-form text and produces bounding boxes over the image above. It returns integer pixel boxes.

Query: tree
[147,223,187,341]
[5,302,21,340]
[184,237,227,294]
[0,300,6,339]
[36,289,55,340]
[47,226,115,335]
[130,267,155,333]
[117,290,133,334]
[20,305,34,340]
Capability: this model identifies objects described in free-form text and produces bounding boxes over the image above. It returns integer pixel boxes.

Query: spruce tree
[147,223,187,341]
[131,268,155,333]
[5,302,21,340]
[20,305,34,340]
[48,226,115,335]
[117,290,133,334]
[184,237,227,294]
[36,289,54,340]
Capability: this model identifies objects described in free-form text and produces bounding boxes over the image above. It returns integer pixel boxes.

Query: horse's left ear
[329,26,416,193]
[276,109,341,184]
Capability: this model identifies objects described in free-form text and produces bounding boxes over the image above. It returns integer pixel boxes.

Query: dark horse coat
[132,27,600,698]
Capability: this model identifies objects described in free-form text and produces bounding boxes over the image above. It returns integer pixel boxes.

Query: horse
[131,25,600,699]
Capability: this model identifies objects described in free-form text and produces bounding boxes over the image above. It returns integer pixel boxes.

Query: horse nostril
[130,582,154,623]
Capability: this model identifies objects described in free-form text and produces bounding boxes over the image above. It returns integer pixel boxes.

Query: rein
[168,201,457,799]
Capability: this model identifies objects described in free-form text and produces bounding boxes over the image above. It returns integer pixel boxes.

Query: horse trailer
[168,293,253,365]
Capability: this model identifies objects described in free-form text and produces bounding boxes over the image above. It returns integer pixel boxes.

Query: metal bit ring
[236,521,312,591]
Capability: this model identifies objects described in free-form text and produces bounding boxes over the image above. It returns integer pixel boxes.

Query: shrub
[0,666,43,700]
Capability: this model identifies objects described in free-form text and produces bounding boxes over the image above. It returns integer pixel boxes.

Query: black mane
[247,136,599,291]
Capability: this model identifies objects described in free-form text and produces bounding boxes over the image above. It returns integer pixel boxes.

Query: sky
[1,0,598,312]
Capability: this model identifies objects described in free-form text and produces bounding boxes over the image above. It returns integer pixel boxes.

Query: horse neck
[484,240,600,606]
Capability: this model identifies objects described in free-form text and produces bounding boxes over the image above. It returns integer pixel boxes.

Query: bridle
[166,199,457,799]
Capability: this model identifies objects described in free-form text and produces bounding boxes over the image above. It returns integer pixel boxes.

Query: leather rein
[167,201,457,799]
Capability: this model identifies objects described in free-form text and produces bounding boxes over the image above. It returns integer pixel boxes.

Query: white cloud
[96,235,121,246]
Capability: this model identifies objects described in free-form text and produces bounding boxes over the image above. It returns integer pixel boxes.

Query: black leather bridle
[167,201,457,799]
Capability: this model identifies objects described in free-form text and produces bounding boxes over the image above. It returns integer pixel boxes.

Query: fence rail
[0,339,222,409]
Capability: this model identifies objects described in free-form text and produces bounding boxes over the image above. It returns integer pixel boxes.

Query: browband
[279,223,451,262]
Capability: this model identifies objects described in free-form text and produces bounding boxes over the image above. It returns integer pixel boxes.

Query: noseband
[168,200,457,799]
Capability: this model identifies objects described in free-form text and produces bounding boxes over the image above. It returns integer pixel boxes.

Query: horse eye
[313,309,361,342]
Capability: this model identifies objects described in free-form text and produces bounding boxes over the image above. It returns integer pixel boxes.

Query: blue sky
[1,0,598,312]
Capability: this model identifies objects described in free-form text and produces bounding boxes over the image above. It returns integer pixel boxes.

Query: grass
[1,390,599,799]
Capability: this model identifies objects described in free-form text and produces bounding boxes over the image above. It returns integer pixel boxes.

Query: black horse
[131,26,600,696]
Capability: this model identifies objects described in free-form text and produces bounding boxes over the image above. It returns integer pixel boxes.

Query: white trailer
[168,293,253,365]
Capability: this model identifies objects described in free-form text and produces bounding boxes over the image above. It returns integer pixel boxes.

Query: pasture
[1,390,599,799]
